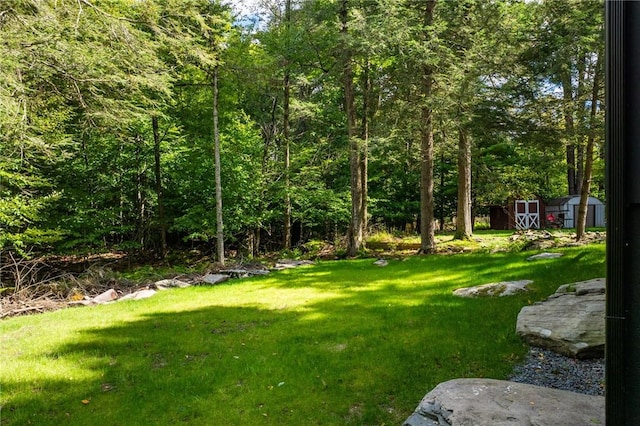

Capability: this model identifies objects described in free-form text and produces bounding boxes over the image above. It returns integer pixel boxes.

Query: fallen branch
[1,306,44,318]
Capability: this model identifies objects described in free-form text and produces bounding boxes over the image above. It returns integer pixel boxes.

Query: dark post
[606,1,640,424]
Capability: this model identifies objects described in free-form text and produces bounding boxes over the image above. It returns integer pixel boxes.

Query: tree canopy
[0,0,605,257]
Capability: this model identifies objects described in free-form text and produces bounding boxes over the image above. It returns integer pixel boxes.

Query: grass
[0,243,605,425]
[365,228,605,254]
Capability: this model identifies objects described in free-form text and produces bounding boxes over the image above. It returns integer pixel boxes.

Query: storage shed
[544,196,605,228]
[489,198,545,230]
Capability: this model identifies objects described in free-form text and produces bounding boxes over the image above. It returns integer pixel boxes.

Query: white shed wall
[545,196,605,228]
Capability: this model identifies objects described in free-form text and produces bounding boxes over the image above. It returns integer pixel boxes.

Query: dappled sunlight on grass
[0,244,605,425]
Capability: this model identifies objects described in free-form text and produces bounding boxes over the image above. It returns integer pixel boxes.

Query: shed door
[574,205,596,228]
[515,200,540,230]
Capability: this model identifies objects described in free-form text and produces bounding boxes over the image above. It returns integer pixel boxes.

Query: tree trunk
[575,54,587,196]
[254,97,278,257]
[152,115,167,258]
[576,145,584,195]
[341,0,365,257]
[360,59,370,240]
[135,133,147,251]
[250,227,260,258]
[576,51,602,241]
[454,127,472,240]
[283,0,292,250]
[213,66,225,265]
[439,151,445,232]
[419,0,437,254]
[561,73,578,195]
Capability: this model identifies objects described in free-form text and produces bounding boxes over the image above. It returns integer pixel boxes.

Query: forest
[0,0,604,263]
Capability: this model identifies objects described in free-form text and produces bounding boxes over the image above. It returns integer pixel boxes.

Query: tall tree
[576,48,602,241]
[454,128,472,239]
[341,0,366,256]
[524,0,604,197]
[152,115,168,258]
[282,0,292,250]
[212,65,225,264]
[359,58,371,237]
[0,0,171,252]
[418,0,437,254]
[444,0,506,240]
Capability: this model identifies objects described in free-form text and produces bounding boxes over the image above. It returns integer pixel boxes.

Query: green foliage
[0,0,605,254]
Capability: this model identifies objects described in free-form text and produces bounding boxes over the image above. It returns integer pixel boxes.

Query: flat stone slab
[272,259,315,270]
[555,278,605,297]
[516,278,605,358]
[527,252,564,261]
[154,278,191,289]
[119,289,157,301]
[453,280,533,297]
[219,269,270,278]
[200,274,230,284]
[403,378,604,426]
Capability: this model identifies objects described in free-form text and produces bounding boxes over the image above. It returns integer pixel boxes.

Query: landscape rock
[220,269,270,278]
[556,278,605,296]
[453,280,533,297]
[403,378,604,426]
[510,230,556,251]
[92,288,118,304]
[154,278,191,289]
[516,278,605,358]
[272,259,315,270]
[526,252,563,261]
[119,289,157,301]
[373,258,389,267]
[199,274,230,285]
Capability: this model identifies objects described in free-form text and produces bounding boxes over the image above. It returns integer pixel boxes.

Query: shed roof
[546,196,604,206]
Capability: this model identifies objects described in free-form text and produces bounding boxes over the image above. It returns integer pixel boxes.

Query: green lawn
[0,244,605,425]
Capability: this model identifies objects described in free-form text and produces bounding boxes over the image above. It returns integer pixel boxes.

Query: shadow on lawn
[267,247,604,297]
[1,246,605,425]
[2,299,505,424]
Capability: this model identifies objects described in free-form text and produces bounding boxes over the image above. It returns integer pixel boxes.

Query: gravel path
[509,347,605,396]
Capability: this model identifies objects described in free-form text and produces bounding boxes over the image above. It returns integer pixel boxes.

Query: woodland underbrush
[0,229,605,319]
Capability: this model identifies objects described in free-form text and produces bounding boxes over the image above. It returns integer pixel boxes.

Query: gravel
[509,347,605,396]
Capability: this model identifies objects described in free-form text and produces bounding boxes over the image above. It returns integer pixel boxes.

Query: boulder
[154,278,191,289]
[92,289,118,304]
[516,278,605,358]
[119,289,157,301]
[453,280,533,298]
[403,378,604,426]
[373,258,389,267]
[200,274,230,285]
